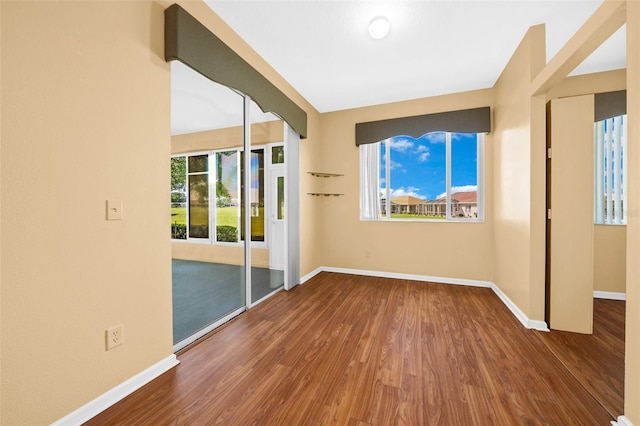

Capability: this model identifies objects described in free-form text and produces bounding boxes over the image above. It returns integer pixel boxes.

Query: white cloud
[389,160,403,170]
[451,133,472,141]
[436,185,478,199]
[411,144,430,162]
[389,139,414,152]
[420,132,446,143]
[452,184,478,193]
[389,187,426,200]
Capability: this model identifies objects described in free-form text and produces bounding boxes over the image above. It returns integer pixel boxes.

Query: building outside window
[362,131,484,222]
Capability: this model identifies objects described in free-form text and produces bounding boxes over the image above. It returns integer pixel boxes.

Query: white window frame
[181,150,212,244]
[372,132,484,223]
[171,146,270,248]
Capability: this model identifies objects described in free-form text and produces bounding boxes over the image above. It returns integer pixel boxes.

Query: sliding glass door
[171,62,297,351]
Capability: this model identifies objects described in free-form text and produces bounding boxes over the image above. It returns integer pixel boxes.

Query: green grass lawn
[390,213,445,220]
[171,207,187,225]
[171,207,236,227]
[171,206,264,237]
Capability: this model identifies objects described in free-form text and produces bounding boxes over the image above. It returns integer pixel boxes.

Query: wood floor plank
[85,273,616,425]
[536,298,625,419]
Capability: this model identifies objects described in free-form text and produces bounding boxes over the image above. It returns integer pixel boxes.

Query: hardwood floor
[85,273,615,425]
[537,298,625,419]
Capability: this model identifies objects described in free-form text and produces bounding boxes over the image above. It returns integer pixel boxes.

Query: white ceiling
[172,0,626,134]
[171,61,280,135]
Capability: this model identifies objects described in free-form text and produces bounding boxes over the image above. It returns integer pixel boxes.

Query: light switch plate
[106,200,123,220]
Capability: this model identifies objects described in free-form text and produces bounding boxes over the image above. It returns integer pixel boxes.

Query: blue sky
[381,132,478,201]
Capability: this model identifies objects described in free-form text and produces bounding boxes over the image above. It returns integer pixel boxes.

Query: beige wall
[0,1,321,424]
[547,69,626,100]
[171,120,284,154]
[316,90,494,282]
[299,123,323,277]
[1,2,172,424]
[172,243,269,268]
[549,95,594,333]
[625,0,639,422]
[0,2,3,421]
[594,225,626,294]
[492,25,547,320]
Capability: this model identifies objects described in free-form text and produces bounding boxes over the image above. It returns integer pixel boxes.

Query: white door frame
[268,156,286,272]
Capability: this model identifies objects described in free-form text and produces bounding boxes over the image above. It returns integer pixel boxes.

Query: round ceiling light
[368,16,390,40]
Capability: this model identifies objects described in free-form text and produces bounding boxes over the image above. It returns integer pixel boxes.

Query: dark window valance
[164,4,307,138]
[355,106,490,146]
[594,90,626,122]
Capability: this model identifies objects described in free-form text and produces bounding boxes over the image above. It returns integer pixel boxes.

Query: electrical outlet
[106,324,124,351]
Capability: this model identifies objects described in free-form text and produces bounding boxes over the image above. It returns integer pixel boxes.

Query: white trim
[594,290,626,300]
[614,416,635,426]
[385,139,391,218]
[284,123,301,291]
[526,319,550,331]
[490,283,550,331]
[303,267,549,332]
[445,132,452,219]
[244,96,252,308]
[321,266,492,288]
[477,133,485,221]
[300,267,323,284]
[51,354,179,426]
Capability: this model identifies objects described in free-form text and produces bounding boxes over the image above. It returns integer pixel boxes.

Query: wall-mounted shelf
[307,171,344,196]
[307,172,344,178]
[307,192,344,197]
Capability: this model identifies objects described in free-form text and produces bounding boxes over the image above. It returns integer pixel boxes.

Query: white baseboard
[594,291,626,301]
[490,283,549,331]
[51,354,179,426]
[300,267,323,284]
[320,266,493,288]
[304,266,548,332]
[614,416,635,426]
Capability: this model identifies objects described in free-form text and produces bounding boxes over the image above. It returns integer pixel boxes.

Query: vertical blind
[594,115,627,224]
[594,90,627,225]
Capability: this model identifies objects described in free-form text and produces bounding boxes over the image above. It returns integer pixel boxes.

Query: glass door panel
[248,99,285,304]
[188,154,209,239]
[240,149,265,243]
[216,150,240,243]
[170,61,246,350]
